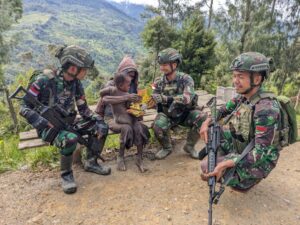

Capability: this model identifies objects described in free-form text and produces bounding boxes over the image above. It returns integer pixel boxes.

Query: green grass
[0,136,59,173]
[0,129,157,173]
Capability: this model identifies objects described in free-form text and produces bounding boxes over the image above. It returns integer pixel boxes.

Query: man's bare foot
[117,156,126,171]
[136,157,148,173]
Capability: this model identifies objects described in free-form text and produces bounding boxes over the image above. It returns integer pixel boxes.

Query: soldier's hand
[199,117,211,143]
[151,94,167,104]
[202,160,235,181]
[126,94,141,103]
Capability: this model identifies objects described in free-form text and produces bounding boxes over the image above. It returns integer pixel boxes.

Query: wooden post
[295,89,300,110]
[4,88,19,133]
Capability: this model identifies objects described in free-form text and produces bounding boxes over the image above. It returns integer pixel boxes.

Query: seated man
[151,48,207,159]
[20,45,111,194]
[99,72,150,173]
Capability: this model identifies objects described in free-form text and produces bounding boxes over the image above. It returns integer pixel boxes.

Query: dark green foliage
[141,16,177,53]
[174,11,216,89]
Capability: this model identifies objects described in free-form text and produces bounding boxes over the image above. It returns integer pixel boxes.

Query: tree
[0,0,22,67]
[140,0,184,27]
[141,16,177,81]
[175,10,216,89]
[212,0,300,97]
[0,0,22,133]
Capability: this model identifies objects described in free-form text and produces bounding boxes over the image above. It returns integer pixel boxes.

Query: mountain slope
[4,0,145,81]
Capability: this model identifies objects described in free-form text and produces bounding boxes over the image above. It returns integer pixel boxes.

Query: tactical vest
[224,91,281,153]
[156,72,198,119]
[28,69,77,123]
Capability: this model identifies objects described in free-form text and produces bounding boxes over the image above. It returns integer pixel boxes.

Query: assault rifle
[205,97,225,225]
[10,85,104,161]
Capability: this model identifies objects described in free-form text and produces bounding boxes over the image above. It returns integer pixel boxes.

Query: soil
[0,140,299,225]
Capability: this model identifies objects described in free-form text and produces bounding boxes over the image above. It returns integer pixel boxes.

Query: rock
[27,214,43,224]
[167,215,172,221]
[283,198,291,205]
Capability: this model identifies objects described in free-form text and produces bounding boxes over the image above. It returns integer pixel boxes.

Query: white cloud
[111,0,225,10]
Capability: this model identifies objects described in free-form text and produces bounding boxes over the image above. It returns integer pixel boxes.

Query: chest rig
[224,99,254,154]
[157,72,195,119]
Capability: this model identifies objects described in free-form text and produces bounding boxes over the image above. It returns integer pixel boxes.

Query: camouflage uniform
[152,48,207,159]
[216,89,281,190]
[202,52,280,190]
[20,45,110,194]
[21,70,108,156]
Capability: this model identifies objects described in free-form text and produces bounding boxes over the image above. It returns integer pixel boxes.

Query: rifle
[10,85,105,161]
[205,97,225,225]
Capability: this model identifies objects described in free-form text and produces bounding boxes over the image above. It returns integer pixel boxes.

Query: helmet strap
[240,72,260,95]
[164,62,176,77]
[65,66,82,79]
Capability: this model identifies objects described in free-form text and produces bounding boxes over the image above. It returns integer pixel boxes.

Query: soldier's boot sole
[183,145,199,159]
[61,171,77,194]
[84,162,111,176]
[155,149,172,160]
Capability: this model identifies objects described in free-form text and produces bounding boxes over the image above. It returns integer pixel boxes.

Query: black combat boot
[84,136,111,175]
[183,129,200,159]
[155,133,172,160]
[60,155,77,194]
[84,156,111,175]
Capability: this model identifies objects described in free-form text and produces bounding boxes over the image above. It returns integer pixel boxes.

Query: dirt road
[0,141,299,225]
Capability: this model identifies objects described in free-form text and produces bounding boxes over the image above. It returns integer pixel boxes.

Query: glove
[151,94,167,104]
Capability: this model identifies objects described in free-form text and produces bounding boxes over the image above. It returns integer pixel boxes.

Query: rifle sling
[222,139,255,185]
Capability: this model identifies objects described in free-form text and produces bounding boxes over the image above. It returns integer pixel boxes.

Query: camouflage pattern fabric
[152,72,206,149]
[216,88,281,190]
[230,52,270,73]
[21,70,107,156]
[157,48,182,65]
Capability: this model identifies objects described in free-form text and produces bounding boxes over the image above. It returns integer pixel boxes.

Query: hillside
[4,0,145,82]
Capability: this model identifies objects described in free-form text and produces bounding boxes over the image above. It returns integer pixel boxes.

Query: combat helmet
[157,48,182,65]
[55,45,94,69]
[230,52,272,78]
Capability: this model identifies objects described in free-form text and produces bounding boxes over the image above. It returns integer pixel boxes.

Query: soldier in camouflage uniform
[20,45,111,194]
[151,48,207,160]
[200,52,280,191]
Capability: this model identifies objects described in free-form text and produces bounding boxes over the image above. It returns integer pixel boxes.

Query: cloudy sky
[111,0,224,9]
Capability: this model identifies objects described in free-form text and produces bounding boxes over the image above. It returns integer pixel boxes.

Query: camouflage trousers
[40,117,108,156]
[202,130,265,190]
[153,110,206,150]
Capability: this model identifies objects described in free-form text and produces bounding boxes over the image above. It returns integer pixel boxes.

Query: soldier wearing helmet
[199,52,281,191]
[20,45,111,194]
[151,48,207,160]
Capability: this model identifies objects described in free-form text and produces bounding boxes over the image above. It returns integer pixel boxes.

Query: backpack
[250,91,298,148]
[26,69,57,107]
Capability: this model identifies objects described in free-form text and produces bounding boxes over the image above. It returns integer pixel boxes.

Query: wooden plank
[18,90,226,149]
[19,139,48,150]
[19,130,39,141]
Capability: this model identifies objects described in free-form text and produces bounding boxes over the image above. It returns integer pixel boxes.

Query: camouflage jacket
[152,72,197,118]
[218,88,281,179]
[20,69,101,131]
